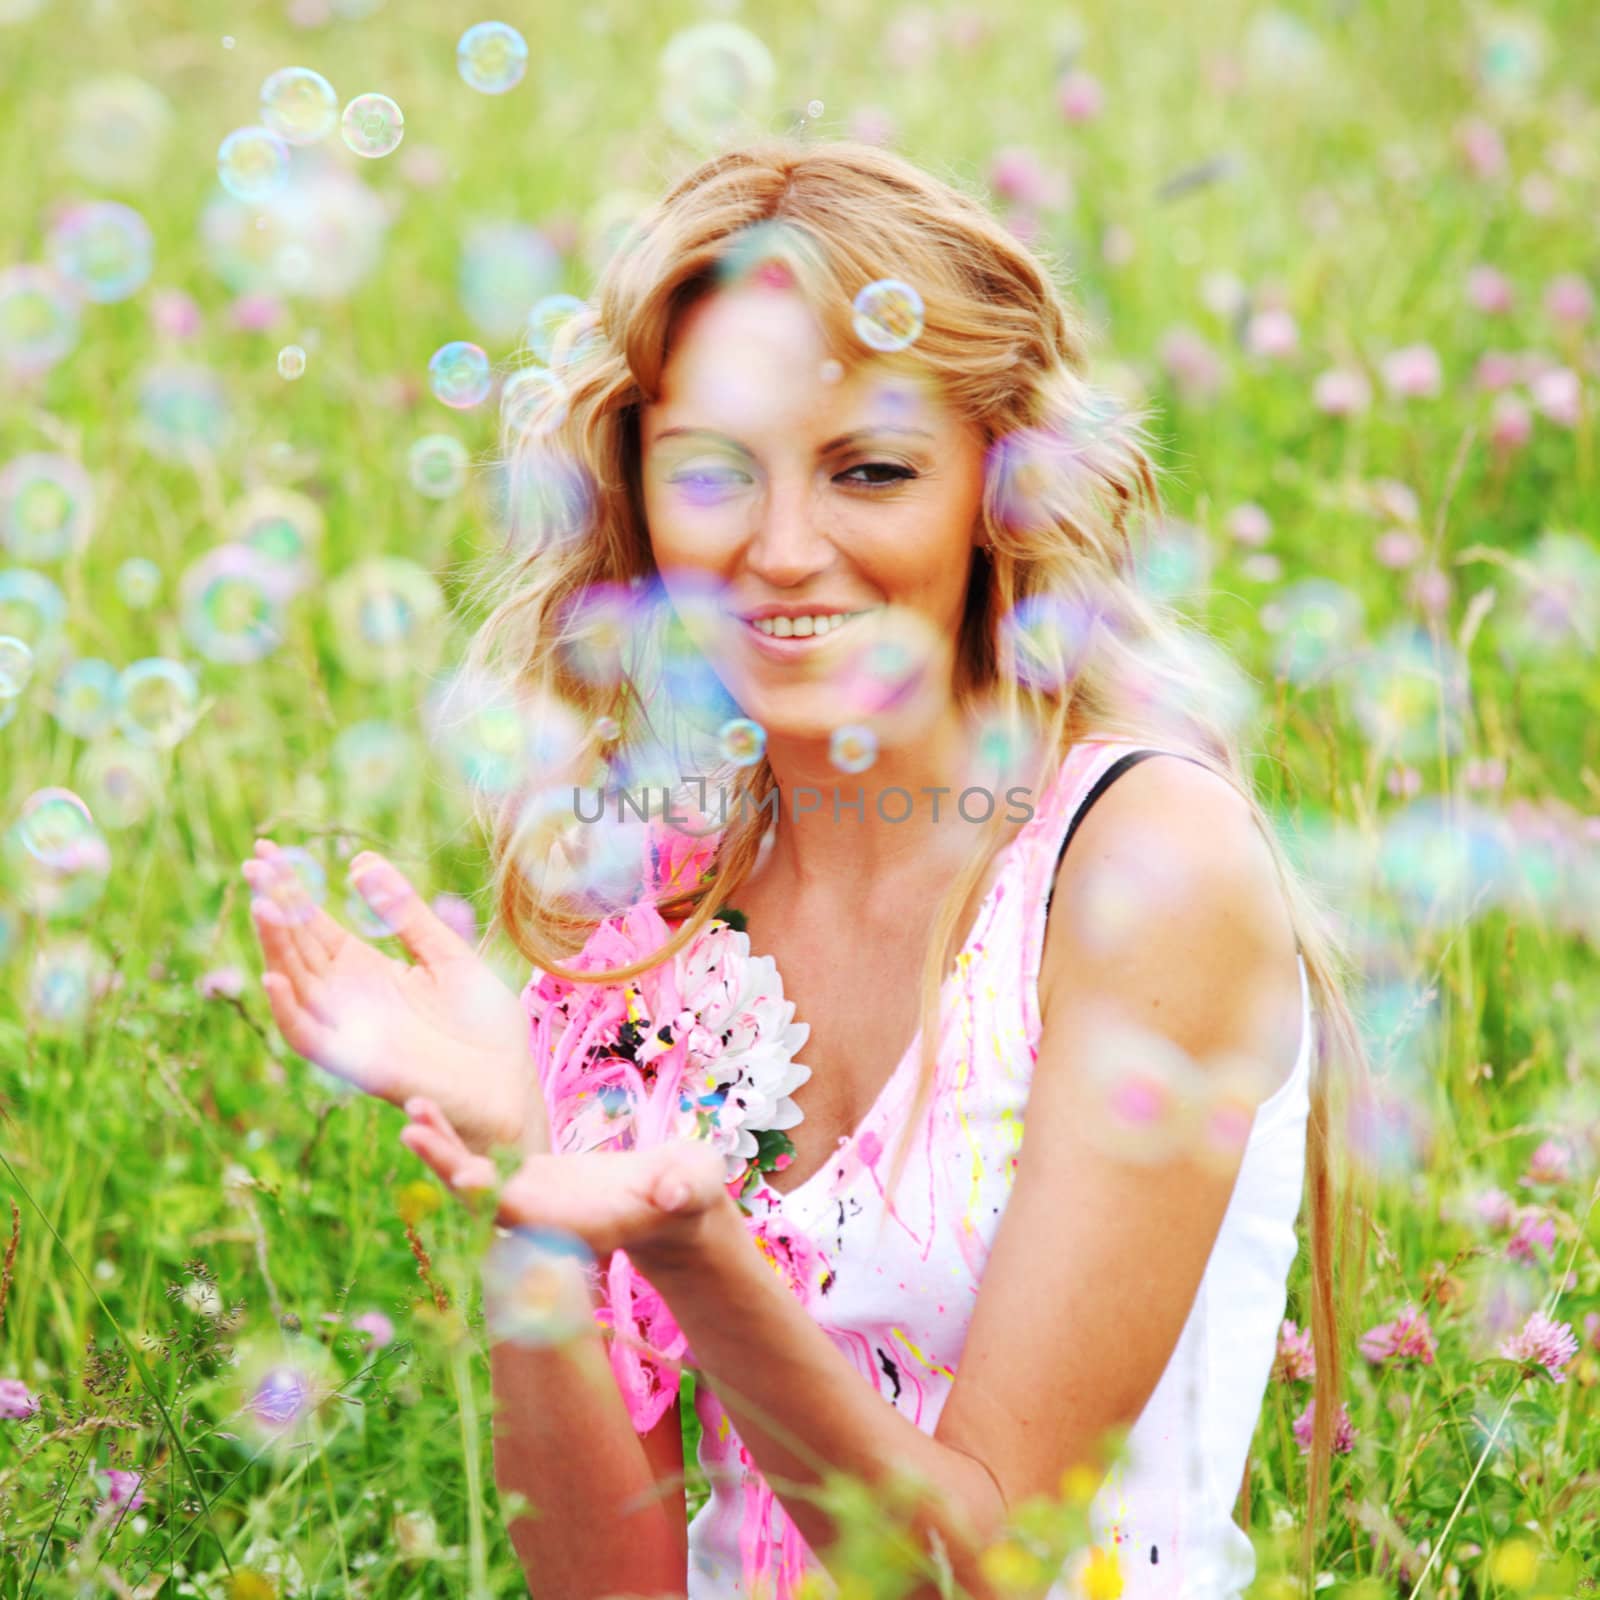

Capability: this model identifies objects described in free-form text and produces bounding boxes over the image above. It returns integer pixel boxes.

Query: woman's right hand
[243,839,549,1158]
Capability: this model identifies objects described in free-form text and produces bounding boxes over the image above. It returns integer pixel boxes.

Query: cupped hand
[398,1096,733,1269]
[244,839,546,1157]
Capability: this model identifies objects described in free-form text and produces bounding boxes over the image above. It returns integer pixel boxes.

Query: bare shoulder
[1038,752,1303,1085]
[933,754,1308,1511]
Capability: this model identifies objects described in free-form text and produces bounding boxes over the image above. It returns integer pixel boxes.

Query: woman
[245,139,1373,1599]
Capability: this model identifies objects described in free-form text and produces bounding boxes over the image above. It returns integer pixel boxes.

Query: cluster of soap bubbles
[218,68,404,200]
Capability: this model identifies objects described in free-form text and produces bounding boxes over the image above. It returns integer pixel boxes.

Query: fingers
[249,897,327,1018]
[399,1119,497,1192]
[244,850,332,978]
[403,1095,467,1149]
[261,971,343,1071]
[256,843,346,966]
[649,1140,730,1215]
[246,840,364,972]
[348,852,465,971]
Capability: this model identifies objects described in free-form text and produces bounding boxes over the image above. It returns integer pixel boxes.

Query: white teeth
[749,610,866,638]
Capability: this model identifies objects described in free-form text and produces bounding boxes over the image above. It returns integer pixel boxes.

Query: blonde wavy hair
[455,136,1374,1578]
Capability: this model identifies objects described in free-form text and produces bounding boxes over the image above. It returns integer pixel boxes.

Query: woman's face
[638,275,989,744]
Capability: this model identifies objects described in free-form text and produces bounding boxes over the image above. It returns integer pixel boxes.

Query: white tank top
[682,739,1315,1598]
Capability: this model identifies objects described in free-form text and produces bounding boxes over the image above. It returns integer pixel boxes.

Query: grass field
[1,0,1598,1595]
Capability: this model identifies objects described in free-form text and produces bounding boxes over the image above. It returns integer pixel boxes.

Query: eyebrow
[650,425,935,452]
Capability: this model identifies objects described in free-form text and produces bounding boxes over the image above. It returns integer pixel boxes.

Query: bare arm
[633,1201,1009,1599]
[489,1256,689,1600]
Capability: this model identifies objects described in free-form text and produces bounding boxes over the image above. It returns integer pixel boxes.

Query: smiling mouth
[741,607,881,642]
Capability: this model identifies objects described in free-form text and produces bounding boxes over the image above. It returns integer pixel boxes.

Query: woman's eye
[671,467,748,496]
[839,462,917,488]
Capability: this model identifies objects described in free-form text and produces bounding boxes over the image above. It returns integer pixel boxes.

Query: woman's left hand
[398,1096,736,1268]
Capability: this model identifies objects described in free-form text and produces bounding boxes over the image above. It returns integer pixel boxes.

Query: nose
[744,470,834,586]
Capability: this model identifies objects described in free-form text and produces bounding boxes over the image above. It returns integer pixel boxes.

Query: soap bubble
[63,75,174,189]
[460,221,560,339]
[341,93,404,158]
[553,582,638,689]
[230,486,325,592]
[79,741,162,829]
[457,21,528,94]
[346,882,404,939]
[203,167,388,303]
[217,126,292,204]
[27,937,112,1033]
[1260,579,1365,684]
[829,725,878,773]
[0,569,67,652]
[179,545,291,665]
[500,365,568,440]
[1477,11,1546,97]
[332,719,417,808]
[277,344,307,379]
[424,670,585,799]
[487,442,595,554]
[852,278,925,352]
[429,340,492,408]
[15,788,96,871]
[116,557,161,609]
[8,790,111,922]
[0,634,33,698]
[116,657,200,749]
[408,434,470,498]
[718,716,766,767]
[1079,1009,1209,1164]
[1133,514,1215,603]
[254,845,327,927]
[46,202,153,303]
[998,593,1099,693]
[0,454,95,563]
[1344,623,1470,765]
[325,557,445,681]
[137,361,233,461]
[214,1334,342,1462]
[260,67,339,145]
[50,658,119,739]
[482,1227,596,1347]
[526,293,588,365]
[1496,530,1600,663]
[0,265,80,377]
[508,782,647,909]
[658,22,776,145]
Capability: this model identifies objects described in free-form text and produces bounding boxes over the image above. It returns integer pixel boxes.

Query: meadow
[0,0,1597,1596]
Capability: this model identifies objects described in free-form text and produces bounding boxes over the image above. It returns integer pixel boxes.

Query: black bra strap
[1042,749,1210,925]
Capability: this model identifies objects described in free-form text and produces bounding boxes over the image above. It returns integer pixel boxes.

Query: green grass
[1,0,1598,1596]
